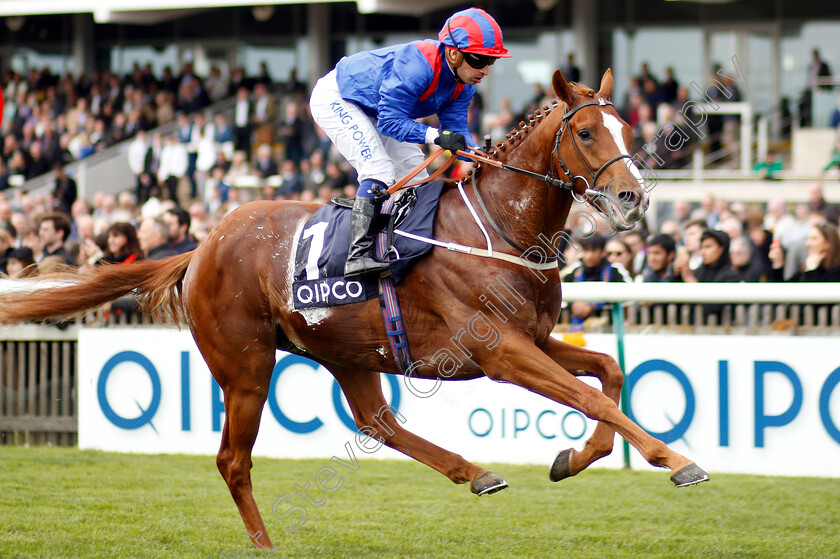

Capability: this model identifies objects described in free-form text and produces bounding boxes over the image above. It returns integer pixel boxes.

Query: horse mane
[569,82,597,98]
[474,82,598,175]
[477,100,559,172]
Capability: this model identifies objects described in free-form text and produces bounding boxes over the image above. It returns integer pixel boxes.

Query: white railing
[2,279,837,306]
[561,282,840,304]
[559,281,840,334]
[0,279,79,295]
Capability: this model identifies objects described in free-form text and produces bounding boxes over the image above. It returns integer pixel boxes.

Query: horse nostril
[617,191,638,205]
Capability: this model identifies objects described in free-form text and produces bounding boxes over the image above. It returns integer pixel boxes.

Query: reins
[385,96,636,258]
[389,97,631,202]
[388,149,459,194]
[387,140,574,197]
[453,148,575,190]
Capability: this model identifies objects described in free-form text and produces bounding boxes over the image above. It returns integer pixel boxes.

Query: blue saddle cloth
[292,182,445,309]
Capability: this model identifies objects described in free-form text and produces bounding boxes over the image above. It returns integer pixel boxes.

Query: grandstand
[1,1,838,275]
[1,2,839,209]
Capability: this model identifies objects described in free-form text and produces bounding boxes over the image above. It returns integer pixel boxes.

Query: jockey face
[445,48,492,85]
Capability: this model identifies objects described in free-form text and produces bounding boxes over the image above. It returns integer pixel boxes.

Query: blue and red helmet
[438,7,511,58]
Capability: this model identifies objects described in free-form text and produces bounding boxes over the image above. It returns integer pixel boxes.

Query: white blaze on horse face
[601,112,645,187]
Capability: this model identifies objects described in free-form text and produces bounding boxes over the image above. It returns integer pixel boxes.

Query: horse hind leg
[215,382,274,550]
[329,366,507,496]
[192,322,277,550]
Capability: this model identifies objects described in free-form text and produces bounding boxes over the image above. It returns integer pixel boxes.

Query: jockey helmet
[438,7,511,58]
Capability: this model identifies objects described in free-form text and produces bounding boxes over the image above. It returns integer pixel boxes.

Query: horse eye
[578,129,592,141]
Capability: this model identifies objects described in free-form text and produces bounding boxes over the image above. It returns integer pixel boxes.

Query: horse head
[552,68,649,231]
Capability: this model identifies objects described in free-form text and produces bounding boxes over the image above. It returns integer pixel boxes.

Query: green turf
[1,447,838,559]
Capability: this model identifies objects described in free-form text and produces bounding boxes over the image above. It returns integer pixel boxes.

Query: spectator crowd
[557,182,840,327]
[0,60,359,287]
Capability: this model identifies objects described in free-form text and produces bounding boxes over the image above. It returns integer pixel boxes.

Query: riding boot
[344,195,391,279]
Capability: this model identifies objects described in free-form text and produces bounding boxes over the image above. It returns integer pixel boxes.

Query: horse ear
[552,69,575,106]
[597,68,614,100]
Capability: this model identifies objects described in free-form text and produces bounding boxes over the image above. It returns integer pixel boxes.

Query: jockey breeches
[310,69,428,191]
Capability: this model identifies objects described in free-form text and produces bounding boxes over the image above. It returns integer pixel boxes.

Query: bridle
[549,97,636,210]
[456,97,637,215]
[462,97,641,257]
[387,95,643,259]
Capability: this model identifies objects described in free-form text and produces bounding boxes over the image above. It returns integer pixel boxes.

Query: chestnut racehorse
[0,69,708,550]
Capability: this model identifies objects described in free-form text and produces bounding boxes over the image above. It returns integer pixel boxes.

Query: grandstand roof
[1,0,838,26]
[0,0,461,22]
[0,0,836,58]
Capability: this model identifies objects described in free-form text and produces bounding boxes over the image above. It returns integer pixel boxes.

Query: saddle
[292,182,446,310]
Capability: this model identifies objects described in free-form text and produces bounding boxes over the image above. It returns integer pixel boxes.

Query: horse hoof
[670,463,710,487]
[549,448,574,482]
[471,472,509,496]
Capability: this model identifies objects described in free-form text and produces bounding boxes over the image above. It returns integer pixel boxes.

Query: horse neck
[478,109,573,255]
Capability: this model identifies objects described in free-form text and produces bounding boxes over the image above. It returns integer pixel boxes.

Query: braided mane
[470,82,597,179]
[482,101,557,164]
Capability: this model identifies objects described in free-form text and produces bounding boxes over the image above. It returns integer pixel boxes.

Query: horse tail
[0,251,194,325]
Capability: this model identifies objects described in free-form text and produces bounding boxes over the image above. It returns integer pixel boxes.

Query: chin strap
[444,51,466,85]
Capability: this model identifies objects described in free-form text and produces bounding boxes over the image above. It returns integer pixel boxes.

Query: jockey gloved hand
[434,130,468,153]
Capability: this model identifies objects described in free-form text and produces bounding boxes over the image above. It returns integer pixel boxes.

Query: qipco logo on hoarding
[96,351,401,434]
[97,351,162,430]
[626,359,840,447]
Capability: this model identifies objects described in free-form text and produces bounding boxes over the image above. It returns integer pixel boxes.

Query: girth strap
[375,196,414,374]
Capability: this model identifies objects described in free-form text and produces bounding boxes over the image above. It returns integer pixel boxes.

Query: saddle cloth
[292,181,445,309]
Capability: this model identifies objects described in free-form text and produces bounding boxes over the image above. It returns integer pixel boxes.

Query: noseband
[550,97,635,210]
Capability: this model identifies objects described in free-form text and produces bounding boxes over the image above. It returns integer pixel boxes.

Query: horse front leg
[482,335,709,487]
[538,336,623,481]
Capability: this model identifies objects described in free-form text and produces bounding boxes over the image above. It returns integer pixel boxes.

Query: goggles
[462,51,497,69]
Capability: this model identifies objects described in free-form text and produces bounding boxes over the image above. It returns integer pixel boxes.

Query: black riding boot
[344,196,391,279]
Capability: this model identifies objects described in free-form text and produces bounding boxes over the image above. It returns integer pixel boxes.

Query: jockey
[309,7,511,279]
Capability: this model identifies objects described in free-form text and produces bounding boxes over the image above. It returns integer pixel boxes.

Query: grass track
[1,447,839,558]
